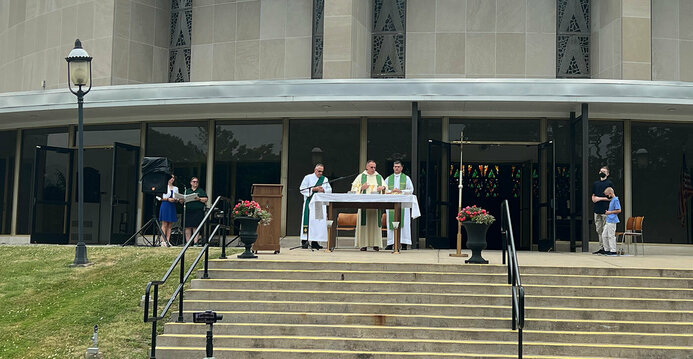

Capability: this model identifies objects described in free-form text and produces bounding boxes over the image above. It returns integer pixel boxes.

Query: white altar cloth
[309,193,421,220]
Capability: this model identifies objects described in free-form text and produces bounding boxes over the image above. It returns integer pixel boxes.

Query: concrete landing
[258,238,693,270]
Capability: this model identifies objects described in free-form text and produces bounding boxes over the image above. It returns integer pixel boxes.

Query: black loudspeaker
[142,172,170,194]
[141,157,173,194]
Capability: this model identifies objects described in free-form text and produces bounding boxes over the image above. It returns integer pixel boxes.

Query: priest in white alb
[351,160,386,251]
[300,163,332,249]
[384,160,414,250]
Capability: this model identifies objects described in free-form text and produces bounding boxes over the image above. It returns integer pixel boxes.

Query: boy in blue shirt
[602,187,621,256]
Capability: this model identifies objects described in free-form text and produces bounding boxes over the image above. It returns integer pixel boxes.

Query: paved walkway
[261,238,693,270]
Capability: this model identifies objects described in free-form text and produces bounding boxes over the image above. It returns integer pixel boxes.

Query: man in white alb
[300,164,332,249]
[351,160,386,251]
[384,161,414,250]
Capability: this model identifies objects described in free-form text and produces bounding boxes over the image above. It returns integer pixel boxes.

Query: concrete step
[201,268,693,288]
[184,288,693,310]
[162,322,693,346]
[208,259,693,278]
[179,299,693,322]
[175,311,693,334]
[155,347,610,359]
[190,278,693,299]
[155,334,693,358]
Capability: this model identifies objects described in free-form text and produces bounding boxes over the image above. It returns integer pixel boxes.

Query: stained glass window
[556,0,590,78]
[372,0,406,78]
[462,164,500,198]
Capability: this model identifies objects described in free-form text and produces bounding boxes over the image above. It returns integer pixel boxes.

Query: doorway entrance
[425,140,555,251]
[30,143,140,245]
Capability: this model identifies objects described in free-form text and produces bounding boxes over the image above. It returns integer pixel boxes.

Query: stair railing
[500,199,525,359]
[143,196,231,359]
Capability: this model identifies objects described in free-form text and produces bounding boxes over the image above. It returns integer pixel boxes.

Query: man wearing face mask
[592,166,615,255]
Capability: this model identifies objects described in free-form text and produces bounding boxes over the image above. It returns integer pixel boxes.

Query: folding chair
[617,216,645,255]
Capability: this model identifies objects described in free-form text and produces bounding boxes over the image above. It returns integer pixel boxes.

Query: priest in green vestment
[350,160,386,251]
[384,161,414,250]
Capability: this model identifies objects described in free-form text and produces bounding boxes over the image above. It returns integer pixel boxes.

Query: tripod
[122,195,166,246]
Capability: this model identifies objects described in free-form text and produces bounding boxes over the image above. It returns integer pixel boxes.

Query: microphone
[298,172,361,192]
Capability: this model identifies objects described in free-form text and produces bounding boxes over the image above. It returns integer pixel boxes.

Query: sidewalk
[267,238,693,270]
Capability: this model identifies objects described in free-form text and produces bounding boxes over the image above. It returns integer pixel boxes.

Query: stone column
[621,0,651,80]
[591,0,651,80]
[322,0,372,78]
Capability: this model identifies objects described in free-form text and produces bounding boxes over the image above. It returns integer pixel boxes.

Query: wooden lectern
[251,184,283,254]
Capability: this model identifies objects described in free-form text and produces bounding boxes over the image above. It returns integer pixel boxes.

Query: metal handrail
[500,199,525,359]
[143,196,231,359]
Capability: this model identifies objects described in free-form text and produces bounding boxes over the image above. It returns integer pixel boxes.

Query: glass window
[450,119,541,142]
[632,123,693,244]
[287,119,360,235]
[367,118,411,176]
[17,128,69,234]
[145,122,208,218]
[214,122,282,203]
[82,124,140,147]
[588,121,624,208]
[0,131,17,234]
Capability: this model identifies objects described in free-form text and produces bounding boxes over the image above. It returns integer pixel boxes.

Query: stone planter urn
[236,216,260,258]
[462,222,490,264]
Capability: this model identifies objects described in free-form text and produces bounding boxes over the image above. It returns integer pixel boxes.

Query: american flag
[678,154,693,226]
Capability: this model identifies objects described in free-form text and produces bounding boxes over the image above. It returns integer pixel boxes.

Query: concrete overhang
[1,78,693,130]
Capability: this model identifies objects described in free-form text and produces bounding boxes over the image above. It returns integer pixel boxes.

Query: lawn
[0,245,227,358]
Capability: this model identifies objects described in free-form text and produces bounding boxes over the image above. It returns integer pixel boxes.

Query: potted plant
[232,200,272,258]
[457,205,495,264]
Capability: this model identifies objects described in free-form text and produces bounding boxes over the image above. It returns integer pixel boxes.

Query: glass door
[537,140,556,251]
[31,146,74,244]
[425,140,452,248]
[110,142,140,244]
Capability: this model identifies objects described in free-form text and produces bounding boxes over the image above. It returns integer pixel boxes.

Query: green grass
[0,245,230,358]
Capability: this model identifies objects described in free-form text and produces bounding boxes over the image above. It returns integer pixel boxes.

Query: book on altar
[174,192,199,203]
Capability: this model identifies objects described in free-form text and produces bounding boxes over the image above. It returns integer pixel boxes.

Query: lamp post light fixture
[66,39,93,266]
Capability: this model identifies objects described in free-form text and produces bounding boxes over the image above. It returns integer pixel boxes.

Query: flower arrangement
[232,200,272,225]
[457,205,495,225]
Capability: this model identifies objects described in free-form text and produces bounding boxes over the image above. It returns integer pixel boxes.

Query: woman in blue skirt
[159,174,179,247]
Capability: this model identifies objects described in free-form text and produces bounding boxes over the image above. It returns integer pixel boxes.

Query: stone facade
[591,0,651,80]
[406,0,556,78]
[652,0,693,81]
[190,0,313,81]
[4,0,693,93]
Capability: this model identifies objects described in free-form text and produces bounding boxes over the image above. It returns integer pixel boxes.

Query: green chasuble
[359,173,383,226]
[386,174,407,230]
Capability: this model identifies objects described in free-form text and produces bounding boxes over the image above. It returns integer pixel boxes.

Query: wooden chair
[616,216,645,255]
[336,213,357,248]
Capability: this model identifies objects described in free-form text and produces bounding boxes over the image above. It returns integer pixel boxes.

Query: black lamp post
[66,39,92,266]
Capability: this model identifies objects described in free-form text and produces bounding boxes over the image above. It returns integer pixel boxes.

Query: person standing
[384,161,414,250]
[351,160,386,251]
[602,187,621,256]
[158,174,178,247]
[182,177,208,246]
[300,164,332,249]
[592,166,615,254]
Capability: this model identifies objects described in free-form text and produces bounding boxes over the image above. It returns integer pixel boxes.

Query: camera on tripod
[193,310,223,324]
